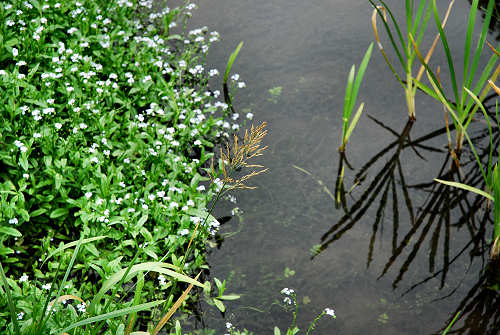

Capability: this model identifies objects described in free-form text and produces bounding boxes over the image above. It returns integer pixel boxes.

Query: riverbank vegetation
[0,0,259,333]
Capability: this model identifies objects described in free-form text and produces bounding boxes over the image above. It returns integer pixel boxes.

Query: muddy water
[182,1,497,334]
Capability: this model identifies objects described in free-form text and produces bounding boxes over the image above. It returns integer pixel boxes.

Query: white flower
[194,139,201,146]
[42,283,52,290]
[19,274,28,282]
[84,192,92,199]
[54,122,62,129]
[12,48,18,57]
[281,287,294,295]
[226,322,232,330]
[9,218,18,225]
[238,82,246,88]
[231,74,240,81]
[324,308,336,318]
[23,173,29,179]
[179,228,189,236]
[283,297,292,305]
[76,303,86,313]
[246,112,254,120]
[158,274,166,285]
[17,312,24,320]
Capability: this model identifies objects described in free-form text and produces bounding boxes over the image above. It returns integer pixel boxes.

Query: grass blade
[223,41,243,85]
[0,262,20,335]
[431,0,459,108]
[59,300,166,334]
[348,43,373,115]
[344,103,365,145]
[434,179,493,201]
[151,272,201,335]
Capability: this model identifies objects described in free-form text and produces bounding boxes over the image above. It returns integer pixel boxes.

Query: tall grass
[369,0,452,120]
[435,89,500,258]
[339,43,373,153]
[412,0,500,153]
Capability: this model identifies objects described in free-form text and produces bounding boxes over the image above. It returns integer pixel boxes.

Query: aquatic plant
[412,0,500,153]
[338,42,373,153]
[369,0,450,120]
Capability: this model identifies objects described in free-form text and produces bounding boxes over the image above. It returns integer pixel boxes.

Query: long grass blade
[223,41,243,85]
[39,234,85,333]
[465,0,494,96]
[348,43,373,115]
[431,0,459,108]
[434,179,493,200]
[0,262,20,335]
[369,1,406,69]
[380,0,410,59]
[463,0,479,91]
[343,65,356,137]
[59,300,166,334]
[344,103,365,144]
[151,272,201,335]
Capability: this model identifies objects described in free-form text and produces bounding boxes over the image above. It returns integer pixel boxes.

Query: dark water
[181,1,500,334]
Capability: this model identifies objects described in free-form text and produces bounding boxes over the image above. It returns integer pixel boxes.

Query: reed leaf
[434,179,493,201]
[223,41,243,85]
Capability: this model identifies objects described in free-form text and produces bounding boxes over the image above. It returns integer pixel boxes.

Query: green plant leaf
[0,226,22,237]
[434,179,493,201]
[223,41,244,84]
[58,300,165,334]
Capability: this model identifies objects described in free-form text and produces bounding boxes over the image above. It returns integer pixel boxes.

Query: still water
[183,0,498,334]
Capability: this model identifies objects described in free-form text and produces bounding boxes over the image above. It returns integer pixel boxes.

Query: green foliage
[339,43,373,152]
[0,0,249,333]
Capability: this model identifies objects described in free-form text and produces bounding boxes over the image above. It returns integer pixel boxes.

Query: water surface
[183,1,498,334]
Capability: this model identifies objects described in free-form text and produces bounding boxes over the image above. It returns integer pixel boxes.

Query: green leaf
[223,41,244,84]
[213,298,225,312]
[0,226,21,237]
[434,179,493,200]
[43,236,107,266]
[274,327,281,335]
[58,300,165,334]
[49,208,68,219]
[219,294,240,300]
[89,262,203,314]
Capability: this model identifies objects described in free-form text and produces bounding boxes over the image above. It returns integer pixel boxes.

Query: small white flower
[246,112,254,120]
[17,312,24,320]
[12,48,18,57]
[19,274,28,282]
[23,173,29,179]
[238,82,246,88]
[84,192,92,199]
[9,218,18,225]
[231,74,240,81]
[42,283,52,290]
[179,228,189,236]
[76,303,86,313]
[54,122,62,130]
[324,308,336,318]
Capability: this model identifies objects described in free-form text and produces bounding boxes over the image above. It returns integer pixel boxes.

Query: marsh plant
[338,42,373,154]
